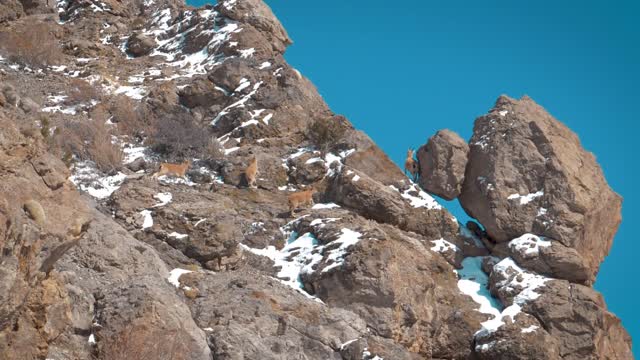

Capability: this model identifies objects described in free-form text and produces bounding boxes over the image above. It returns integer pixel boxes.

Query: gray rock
[19,97,39,113]
[126,33,157,57]
[125,157,147,172]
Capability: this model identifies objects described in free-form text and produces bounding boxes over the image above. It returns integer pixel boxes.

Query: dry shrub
[65,79,102,105]
[103,322,191,360]
[53,119,123,173]
[110,95,151,139]
[0,23,62,68]
[149,112,218,160]
[306,115,350,155]
[39,114,51,139]
[206,137,225,160]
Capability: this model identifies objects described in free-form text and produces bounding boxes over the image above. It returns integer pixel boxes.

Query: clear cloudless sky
[189,0,639,353]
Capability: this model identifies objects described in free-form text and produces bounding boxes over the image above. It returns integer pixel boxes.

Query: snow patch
[521,325,539,333]
[389,184,442,210]
[242,228,363,298]
[312,203,340,210]
[153,192,173,207]
[140,210,153,229]
[430,239,460,253]
[168,232,188,239]
[69,161,126,199]
[508,234,551,257]
[122,146,147,164]
[458,257,503,322]
[167,268,192,288]
[507,190,544,205]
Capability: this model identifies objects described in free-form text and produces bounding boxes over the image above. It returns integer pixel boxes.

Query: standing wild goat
[288,188,317,217]
[404,149,418,181]
[153,160,191,178]
[245,156,258,188]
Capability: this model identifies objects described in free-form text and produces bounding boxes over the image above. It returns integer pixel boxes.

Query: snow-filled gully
[432,231,552,351]
[242,217,364,301]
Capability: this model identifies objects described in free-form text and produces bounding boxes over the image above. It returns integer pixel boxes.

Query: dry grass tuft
[0,23,63,68]
[53,119,123,173]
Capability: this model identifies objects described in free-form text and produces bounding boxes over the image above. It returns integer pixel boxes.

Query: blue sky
[190,0,639,352]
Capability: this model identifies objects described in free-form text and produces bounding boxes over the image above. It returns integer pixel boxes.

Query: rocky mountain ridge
[0,0,633,359]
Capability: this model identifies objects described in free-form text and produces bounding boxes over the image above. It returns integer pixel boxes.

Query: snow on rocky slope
[0,0,632,359]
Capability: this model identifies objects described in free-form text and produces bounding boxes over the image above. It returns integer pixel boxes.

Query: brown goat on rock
[404,149,418,181]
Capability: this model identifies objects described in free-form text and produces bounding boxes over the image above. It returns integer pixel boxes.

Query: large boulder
[417,129,469,200]
[458,95,621,279]
[178,77,226,109]
[527,281,632,359]
[126,33,157,57]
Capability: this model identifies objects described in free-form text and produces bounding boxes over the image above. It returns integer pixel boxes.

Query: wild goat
[404,149,418,181]
[288,188,317,217]
[245,157,258,188]
[153,160,191,178]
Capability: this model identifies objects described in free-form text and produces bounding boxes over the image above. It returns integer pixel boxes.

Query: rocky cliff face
[0,0,632,359]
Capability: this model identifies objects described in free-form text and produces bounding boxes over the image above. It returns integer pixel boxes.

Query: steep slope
[0,0,632,359]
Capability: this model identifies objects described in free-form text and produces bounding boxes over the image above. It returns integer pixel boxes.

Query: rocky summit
[0,0,633,359]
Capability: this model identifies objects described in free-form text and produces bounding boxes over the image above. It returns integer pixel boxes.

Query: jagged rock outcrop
[0,0,632,359]
[416,95,631,358]
[457,95,621,281]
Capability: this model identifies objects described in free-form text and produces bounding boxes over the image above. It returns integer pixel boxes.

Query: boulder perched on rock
[417,129,469,200]
[0,0,632,358]
[126,33,157,57]
[458,95,621,279]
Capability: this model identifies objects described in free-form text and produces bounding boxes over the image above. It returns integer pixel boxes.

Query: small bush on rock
[65,79,102,105]
[306,115,350,155]
[111,96,153,140]
[149,111,218,161]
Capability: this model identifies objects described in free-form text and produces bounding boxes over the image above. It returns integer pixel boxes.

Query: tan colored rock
[216,0,292,54]
[459,95,621,280]
[327,167,458,240]
[528,281,633,360]
[417,129,469,200]
[24,199,46,227]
